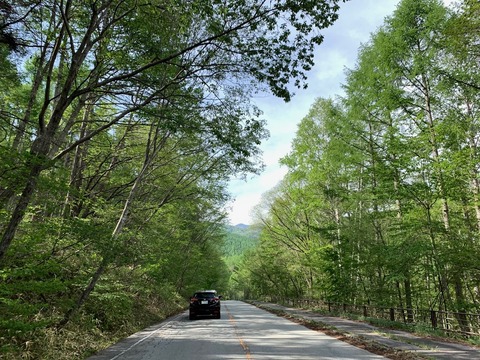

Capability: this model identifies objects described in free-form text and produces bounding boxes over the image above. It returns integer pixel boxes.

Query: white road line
[108,313,182,360]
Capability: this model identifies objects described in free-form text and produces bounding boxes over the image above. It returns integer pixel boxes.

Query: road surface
[88,300,386,359]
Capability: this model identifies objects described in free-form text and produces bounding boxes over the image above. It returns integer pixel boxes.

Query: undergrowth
[310,308,480,347]
[0,294,186,359]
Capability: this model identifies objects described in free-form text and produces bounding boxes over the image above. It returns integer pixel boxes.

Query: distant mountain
[223,224,260,257]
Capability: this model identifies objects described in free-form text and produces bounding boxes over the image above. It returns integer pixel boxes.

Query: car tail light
[190,297,198,304]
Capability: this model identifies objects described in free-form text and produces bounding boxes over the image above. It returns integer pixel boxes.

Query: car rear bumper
[189,305,220,316]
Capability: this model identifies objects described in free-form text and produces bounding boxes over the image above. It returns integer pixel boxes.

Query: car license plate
[201,300,208,304]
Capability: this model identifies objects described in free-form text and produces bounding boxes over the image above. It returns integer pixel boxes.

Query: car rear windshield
[194,292,216,298]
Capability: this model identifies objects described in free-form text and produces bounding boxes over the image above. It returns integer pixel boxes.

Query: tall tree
[0,0,348,261]
[243,0,480,321]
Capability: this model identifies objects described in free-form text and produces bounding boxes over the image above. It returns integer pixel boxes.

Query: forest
[1,0,479,358]
[234,0,480,333]
[0,0,344,358]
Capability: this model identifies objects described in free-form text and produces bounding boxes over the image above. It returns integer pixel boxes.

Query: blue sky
[226,0,455,225]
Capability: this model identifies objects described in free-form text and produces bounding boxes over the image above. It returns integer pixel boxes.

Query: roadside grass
[0,296,186,360]
[314,309,480,348]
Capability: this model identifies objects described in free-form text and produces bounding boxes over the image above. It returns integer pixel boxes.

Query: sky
[226,0,454,226]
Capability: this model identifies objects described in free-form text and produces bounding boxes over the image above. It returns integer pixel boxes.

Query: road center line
[226,305,252,360]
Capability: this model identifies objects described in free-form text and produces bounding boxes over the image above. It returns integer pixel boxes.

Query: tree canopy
[240,0,480,328]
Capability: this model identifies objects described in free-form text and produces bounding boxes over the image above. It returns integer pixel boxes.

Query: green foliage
[222,225,260,257]
[0,0,406,357]
[237,0,480,324]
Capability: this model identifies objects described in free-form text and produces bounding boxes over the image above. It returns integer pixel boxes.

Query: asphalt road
[87,300,386,360]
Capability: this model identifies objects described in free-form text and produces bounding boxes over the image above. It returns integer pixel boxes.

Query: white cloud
[227,178,262,225]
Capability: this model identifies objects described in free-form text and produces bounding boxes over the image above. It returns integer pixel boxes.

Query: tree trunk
[404,277,414,323]
[454,272,470,333]
[0,135,50,261]
[57,257,108,327]
[0,2,100,261]
[57,123,171,325]
[62,108,90,219]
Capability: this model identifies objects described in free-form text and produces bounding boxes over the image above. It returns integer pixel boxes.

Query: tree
[241,0,480,323]
[0,0,348,261]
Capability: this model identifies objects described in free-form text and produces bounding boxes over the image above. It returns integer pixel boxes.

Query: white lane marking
[108,313,182,360]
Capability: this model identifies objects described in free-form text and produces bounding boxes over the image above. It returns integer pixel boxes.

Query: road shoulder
[249,301,480,360]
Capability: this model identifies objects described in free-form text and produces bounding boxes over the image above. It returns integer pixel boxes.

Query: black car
[189,290,221,320]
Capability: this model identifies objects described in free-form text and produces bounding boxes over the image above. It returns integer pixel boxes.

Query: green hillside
[222,224,260,258]
[222,224,260,299]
